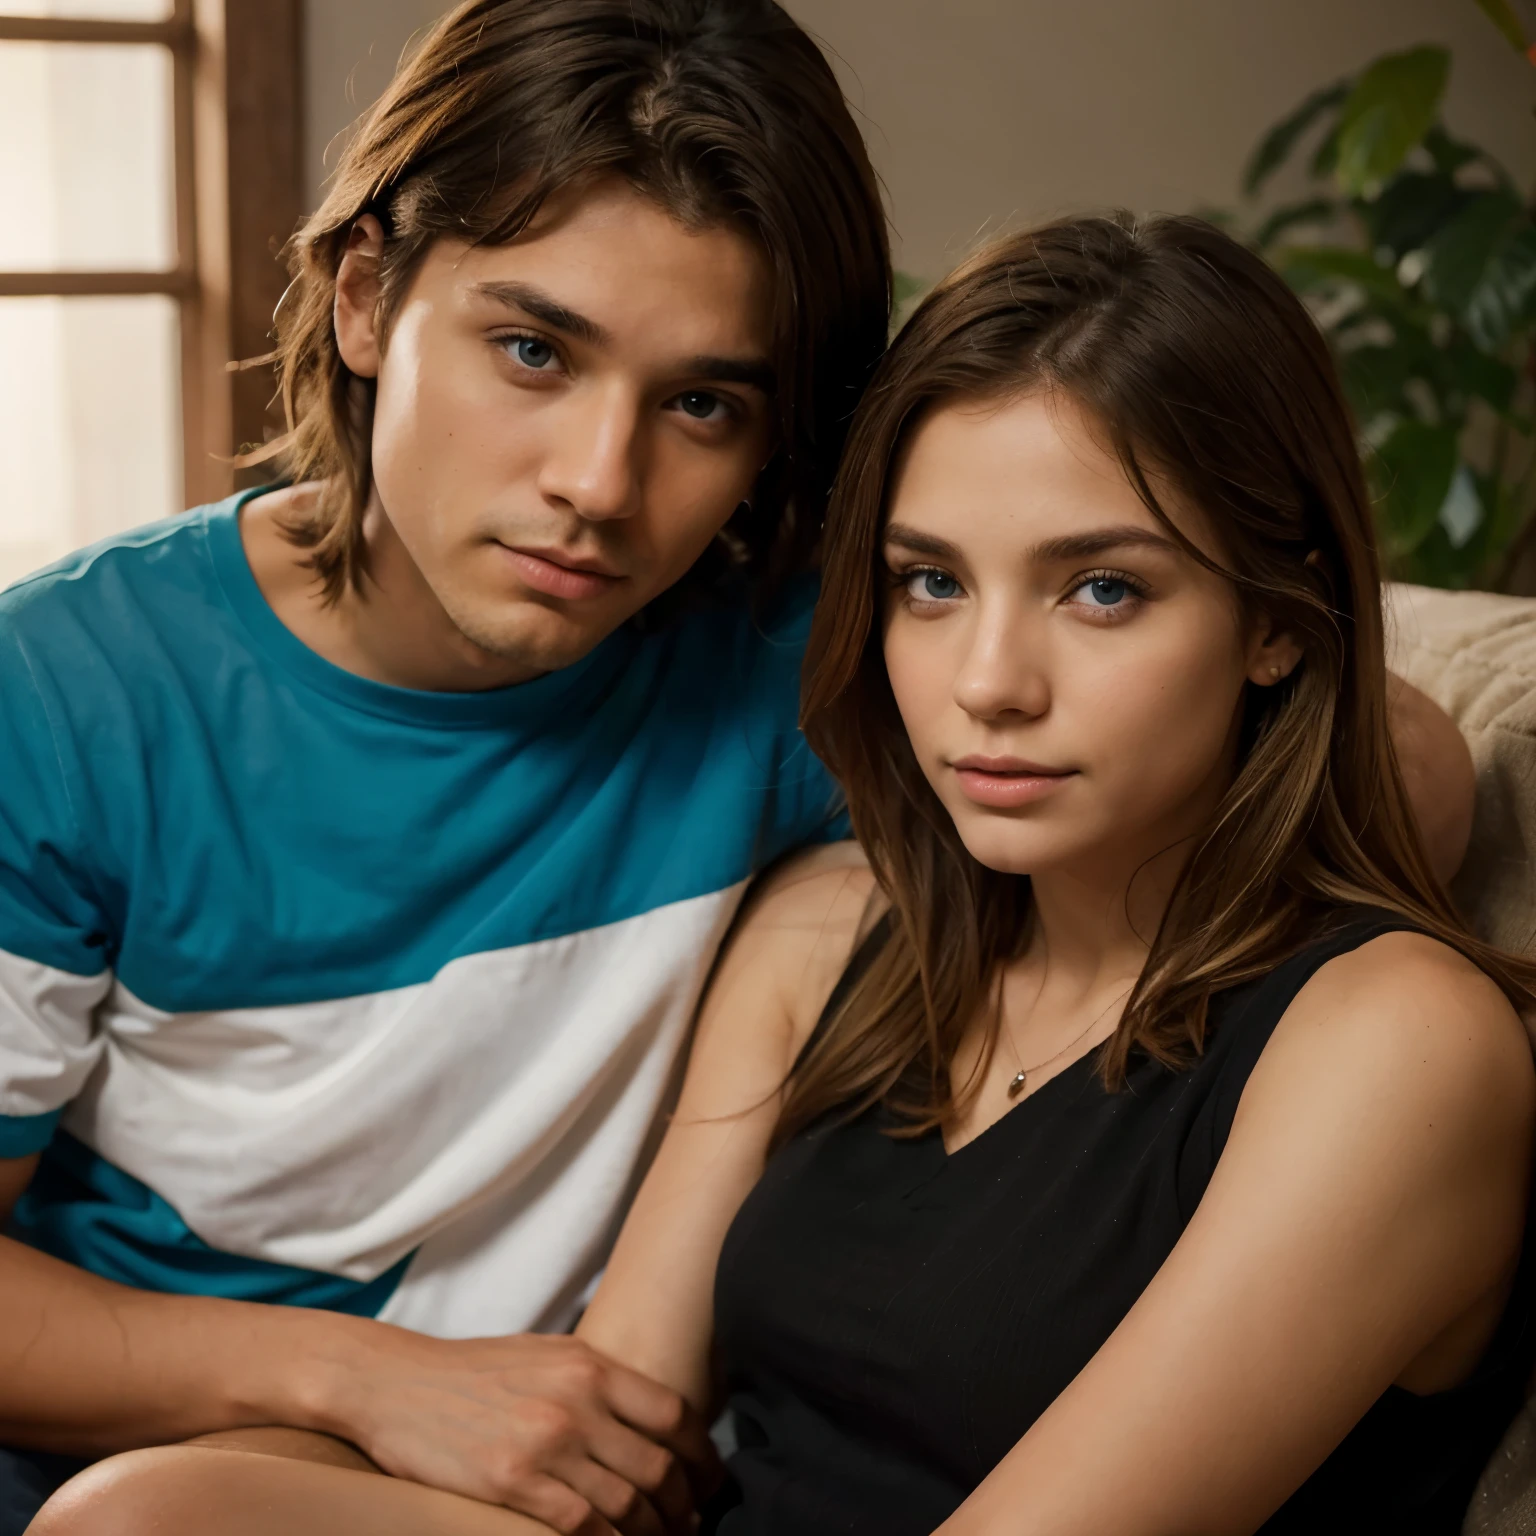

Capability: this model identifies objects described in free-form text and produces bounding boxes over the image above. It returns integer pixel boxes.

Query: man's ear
[1246,615,1304,688]
[333,215,387,380]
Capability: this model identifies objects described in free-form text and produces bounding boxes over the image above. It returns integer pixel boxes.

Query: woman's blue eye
[911,570,960,601]
[1082,577,1130,606]
[513,337,556,369]
[677,391,722,420]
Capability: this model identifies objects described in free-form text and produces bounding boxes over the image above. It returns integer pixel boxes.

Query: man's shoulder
[0,502,224,655]
[651,572,820,710]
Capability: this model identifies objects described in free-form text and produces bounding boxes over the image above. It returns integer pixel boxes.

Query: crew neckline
[205,484,629,730]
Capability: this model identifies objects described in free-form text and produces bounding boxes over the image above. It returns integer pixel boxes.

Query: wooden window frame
[0,0,303,507]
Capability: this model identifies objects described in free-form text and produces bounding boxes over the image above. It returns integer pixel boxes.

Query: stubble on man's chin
[439,595,621,682]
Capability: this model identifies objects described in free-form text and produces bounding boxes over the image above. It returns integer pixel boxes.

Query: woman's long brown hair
[779,211,1536,1149]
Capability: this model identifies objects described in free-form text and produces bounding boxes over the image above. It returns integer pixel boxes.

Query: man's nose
[538,384,644,523]
[952,608,1051,722]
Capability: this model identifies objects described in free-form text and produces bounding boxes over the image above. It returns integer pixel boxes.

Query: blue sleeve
[0,612,113,1153]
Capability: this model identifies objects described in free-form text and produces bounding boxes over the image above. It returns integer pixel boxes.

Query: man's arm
[1388,675,1475,886]
[0,1154,708,1536]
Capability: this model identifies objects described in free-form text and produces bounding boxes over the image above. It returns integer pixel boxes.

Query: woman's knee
[30,1447,233,1536]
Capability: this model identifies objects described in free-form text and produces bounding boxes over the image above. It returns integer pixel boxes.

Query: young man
[0,5,888,1535]
[0,4,1475,1536]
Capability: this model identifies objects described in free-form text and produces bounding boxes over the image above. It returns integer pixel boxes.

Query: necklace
[1002,1006,1117,1099]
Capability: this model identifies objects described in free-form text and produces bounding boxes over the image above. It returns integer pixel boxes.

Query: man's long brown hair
[781,211,1536,1148]
[252,0,891,604]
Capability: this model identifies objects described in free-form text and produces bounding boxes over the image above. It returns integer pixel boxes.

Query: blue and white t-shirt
[0,487,842,1337]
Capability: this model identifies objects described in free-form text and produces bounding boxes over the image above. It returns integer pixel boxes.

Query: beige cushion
[1383,584,1536,1534]
[1385,583,1536,959]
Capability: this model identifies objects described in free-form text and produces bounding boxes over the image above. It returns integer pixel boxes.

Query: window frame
[0,0,303,508]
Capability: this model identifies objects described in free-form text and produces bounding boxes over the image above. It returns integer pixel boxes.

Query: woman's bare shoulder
[1252,928,1534,1163]
[709,842,884,1056]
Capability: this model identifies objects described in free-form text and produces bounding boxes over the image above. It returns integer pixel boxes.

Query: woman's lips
[500,546,622,602]
[951,758,1078,809]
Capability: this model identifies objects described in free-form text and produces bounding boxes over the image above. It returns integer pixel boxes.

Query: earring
[1269,666,1282,681]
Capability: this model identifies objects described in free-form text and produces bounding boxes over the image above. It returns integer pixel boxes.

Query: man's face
[336,177,776,675]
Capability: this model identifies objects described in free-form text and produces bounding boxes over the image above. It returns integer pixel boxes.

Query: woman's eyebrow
[1026,526,1182,562]
[883,524,960,560]
[883,523,1180,563]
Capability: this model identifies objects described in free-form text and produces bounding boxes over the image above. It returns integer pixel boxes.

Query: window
[0,0,302,589]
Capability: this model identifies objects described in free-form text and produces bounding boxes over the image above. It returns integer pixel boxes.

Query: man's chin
[447,604,626,681]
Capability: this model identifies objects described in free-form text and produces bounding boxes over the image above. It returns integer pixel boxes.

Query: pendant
[1007,1070,1028,1099]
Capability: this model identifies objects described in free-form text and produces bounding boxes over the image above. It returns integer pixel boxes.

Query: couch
[1386,584,1536,1535]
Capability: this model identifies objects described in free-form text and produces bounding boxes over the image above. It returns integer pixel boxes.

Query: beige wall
[306,0,1536,277]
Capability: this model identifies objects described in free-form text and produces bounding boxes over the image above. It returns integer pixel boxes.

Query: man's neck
[239,483,543,693]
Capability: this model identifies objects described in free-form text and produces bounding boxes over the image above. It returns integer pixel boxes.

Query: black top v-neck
[708,912,1533,1535]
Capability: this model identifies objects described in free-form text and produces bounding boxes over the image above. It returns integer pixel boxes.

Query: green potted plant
[1238,1,1536,589]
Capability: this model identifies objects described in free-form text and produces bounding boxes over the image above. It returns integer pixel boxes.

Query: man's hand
[0,1221,715,1536]
[308,1327,721,1536]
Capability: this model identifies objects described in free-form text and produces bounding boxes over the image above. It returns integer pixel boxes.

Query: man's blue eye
[914,570,960,600]
[677,392,721,420]
[1084,577,1129,606]
[514,338,556,369]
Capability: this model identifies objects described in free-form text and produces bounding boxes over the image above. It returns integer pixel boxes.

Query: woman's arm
[578,841,877,1412]
[939,931,1534,1536]
[31,847,876,1536]
[1388,675,1475,885]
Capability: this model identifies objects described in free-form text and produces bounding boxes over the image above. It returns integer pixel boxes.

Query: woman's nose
[952,612,1050,722]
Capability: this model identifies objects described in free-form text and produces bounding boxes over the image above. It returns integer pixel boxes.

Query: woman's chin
[954,825,1089,879]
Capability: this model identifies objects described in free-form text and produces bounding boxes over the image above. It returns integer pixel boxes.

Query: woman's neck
[1021,851,1181,999]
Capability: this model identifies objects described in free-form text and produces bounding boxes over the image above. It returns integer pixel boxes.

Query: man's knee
[30,1447,220,1536]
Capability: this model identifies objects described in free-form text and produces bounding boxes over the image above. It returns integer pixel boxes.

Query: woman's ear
[333,215,387,380]
[1246,617,1304,688]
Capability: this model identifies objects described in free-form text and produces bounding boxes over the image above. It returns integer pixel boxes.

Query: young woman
[577,212,1536,1534]
[33,215,1534,1536]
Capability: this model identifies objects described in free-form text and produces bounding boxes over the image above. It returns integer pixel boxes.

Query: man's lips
[949,755,1078,810]
[498,545,624,602]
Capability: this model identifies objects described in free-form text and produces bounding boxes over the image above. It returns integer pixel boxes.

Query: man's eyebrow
[470,281,609,347]
[681,355,777,394]
[468,284,774,393]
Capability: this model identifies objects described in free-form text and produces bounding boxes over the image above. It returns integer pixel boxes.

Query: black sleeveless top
[708,913,1533,1535]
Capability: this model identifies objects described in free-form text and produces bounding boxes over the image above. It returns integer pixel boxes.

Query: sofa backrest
[1386,582,1536,959]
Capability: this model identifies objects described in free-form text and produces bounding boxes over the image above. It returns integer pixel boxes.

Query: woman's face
[881,390,1297,881]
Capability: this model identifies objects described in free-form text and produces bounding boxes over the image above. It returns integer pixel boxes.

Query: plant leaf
[1422,124,1496,180]
[1243,81,1350,196]
[1311,123,1343,181]
[1279,245,1407,306]
[1341,342,1420,417]
[1254,197,1341,250]
[1473,0,1531,54]
[1362,171,1474,260]
[1444,337,1519,412]
[1423,190,1536,348]
[1335,46,1452,197]
[1372,420,1460,555]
